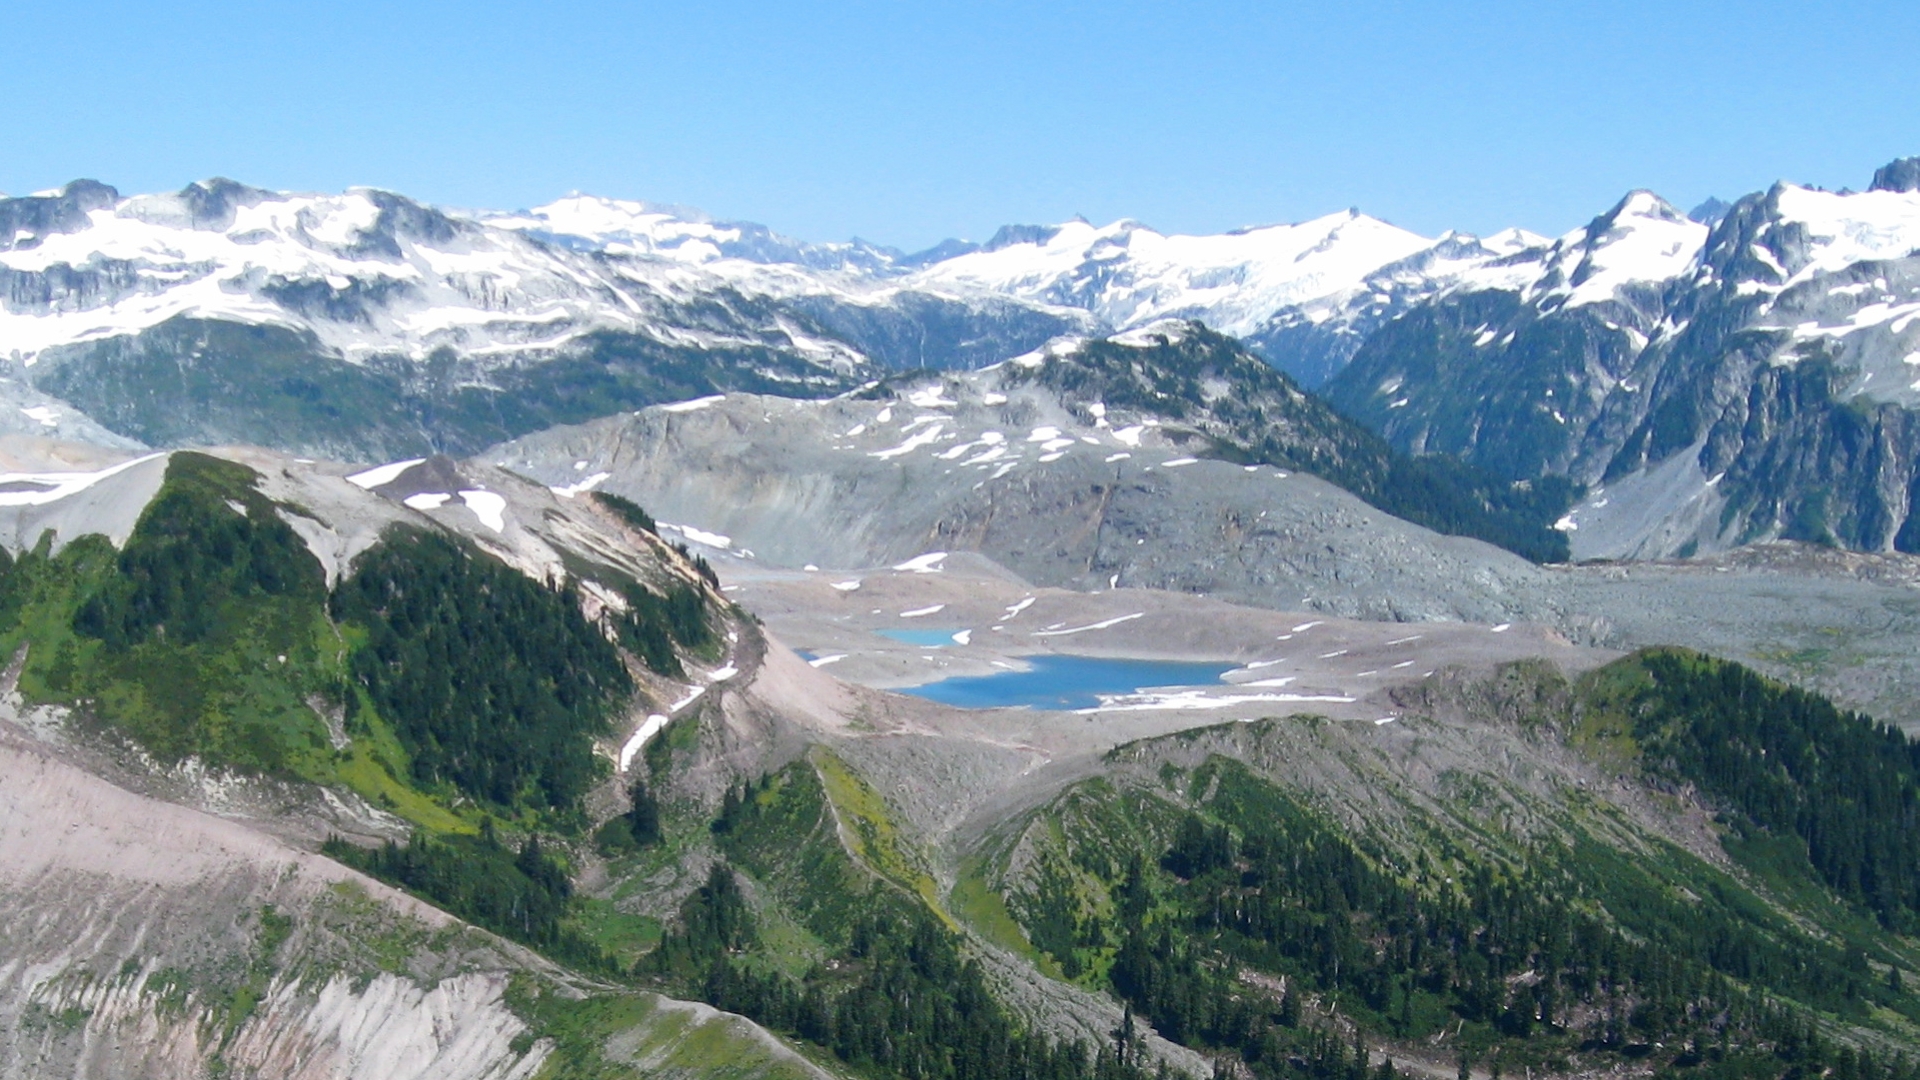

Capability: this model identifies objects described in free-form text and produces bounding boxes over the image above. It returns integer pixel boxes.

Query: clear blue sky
[6,0,1916,251]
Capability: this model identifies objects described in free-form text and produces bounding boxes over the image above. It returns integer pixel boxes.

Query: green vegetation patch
[0,453,344,776]
[1582,647,1920,934]
[989,745,1920,1080]
[331,526,632,811]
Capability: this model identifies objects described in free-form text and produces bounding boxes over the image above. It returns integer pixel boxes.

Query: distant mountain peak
[1870,155,1920,193]
[1688,196,1732,225]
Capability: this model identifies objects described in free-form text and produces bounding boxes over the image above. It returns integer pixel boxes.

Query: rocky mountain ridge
[1327,156,1920,559]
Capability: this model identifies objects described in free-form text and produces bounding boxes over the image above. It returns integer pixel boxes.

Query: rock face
[0,723,549,1080]
[1328,160,1920,558]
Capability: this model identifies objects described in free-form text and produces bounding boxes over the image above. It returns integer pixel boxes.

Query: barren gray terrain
[490,379,1920,730]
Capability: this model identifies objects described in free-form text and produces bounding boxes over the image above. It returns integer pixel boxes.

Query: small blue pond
[876,628,964,647]
[899,655,1238,711]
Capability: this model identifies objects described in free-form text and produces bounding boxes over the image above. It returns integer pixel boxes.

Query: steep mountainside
[1327,158,1920,559]
[8,436,1920,1078]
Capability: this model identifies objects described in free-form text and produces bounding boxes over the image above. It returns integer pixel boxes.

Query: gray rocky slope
[488,371,1920,730]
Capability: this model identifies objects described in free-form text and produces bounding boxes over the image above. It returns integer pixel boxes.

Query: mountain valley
[7,154,1920,1080]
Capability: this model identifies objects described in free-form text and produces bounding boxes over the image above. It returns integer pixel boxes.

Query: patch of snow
[346,459,425,489]
[0,452,166,508]
[403,492,451,511]
[549,471,610,498]
[659,394,726,412]
[458,490,508,532]
[951,629,973,645]
[1079,689,1355,714]
[808,653,847,667]
[1030,612,1145,637]
[831,580,862,591]
[667,523,732,548]
[900,604,946,618]
[892,552,949,573]
[1162,457,1198,467]
[907,386,957,408]
[708,665,738,681]
[618,714,670,771]
[870,424,945,459]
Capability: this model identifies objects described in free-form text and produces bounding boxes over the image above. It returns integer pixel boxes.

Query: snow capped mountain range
[0,172,1755,398]
[5,157,1920,560]
[1324,157,1920,559]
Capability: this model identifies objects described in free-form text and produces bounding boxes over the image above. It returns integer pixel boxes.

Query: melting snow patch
[1031,612,1144,637]
[709,665,738,681]
[1112,425,1146,447]
[0,453,167,508]
[893,552,949,573]
[1104,452,1131,462]
[1162,457,1198,467]
[907,386,958,408]
[1038,452,1065,462]
[831,580,862,591]
[1291,621,1322,633]
[871,424,945,459]
[19,405,58,427]
[668,523,732,548]
[549,471,610,498]
[346,458,425,489]
[982,391,1008,405]
[875,407,893,423]
[458,490,507,532]
[1242,676,1298,688]
[618,714,670,771]
[671,686,706,711]
[660,394,726,412]
[900,604,946,618]
[951,629,973,645]
[1002,597,1036,619]
[1490,623,1512,633]
[1079,690,1355,714]
[1385,634,1422,645]
[403,492,451,511]
[808,653,847,668]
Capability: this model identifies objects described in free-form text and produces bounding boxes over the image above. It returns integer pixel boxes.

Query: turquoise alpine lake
[899,654,1238,710]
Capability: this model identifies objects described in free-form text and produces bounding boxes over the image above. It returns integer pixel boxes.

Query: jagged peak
[1870,155,1920,194]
